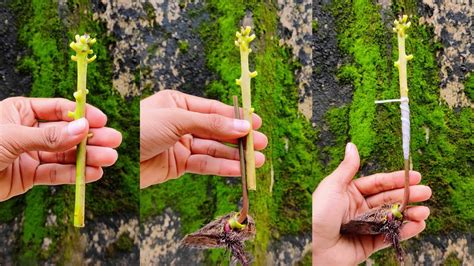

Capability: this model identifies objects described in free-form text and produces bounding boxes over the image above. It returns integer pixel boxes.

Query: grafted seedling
[69,34,96,228]
[393,14,413,213]
[341,15,414,264]
[181,31,258,265]
[235,26,257,190]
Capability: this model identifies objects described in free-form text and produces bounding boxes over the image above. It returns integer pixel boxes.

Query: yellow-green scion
[69,34,96,227]
[235,26,257,191]
[393,15,413,99]
[393,15,413,213]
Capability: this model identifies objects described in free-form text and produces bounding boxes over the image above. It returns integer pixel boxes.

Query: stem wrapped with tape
[394,15,413,213]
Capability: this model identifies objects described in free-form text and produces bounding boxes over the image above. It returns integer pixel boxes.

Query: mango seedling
[69,33,96,228]
[340,15,414,263]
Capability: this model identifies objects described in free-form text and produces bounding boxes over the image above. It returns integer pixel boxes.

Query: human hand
[0,97,122,201]
[140,90,268,188]
[312,143,432,265]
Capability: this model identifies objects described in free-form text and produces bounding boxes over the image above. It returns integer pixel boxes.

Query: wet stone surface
[267,233,312,265]
[405,232,474,265]
[277,0,314,119]
[420,0,474,108]
[311,0,353,124]
[0,216,22,265]
[91,0,144,96]
[83,215,140,265]
[92,0,212,97]
[141,208,204,265]
[0,2,31,99]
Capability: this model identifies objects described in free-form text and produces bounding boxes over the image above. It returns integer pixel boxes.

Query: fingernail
[68,118,87,135]
[233,119,251,133]
[345,142,353,155]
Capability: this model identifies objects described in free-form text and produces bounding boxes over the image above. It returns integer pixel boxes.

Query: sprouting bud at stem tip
[87,55,97,63]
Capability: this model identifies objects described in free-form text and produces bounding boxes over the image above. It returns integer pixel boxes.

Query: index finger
[353,171,421,196]
[29,98,107,127]
[147,90,263,129]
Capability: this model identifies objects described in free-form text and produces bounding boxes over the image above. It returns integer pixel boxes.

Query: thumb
[326,142,360,186]
[1,118,89,159]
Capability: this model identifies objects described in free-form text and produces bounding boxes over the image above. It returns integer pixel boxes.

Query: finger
[1,119,89,154]
[191,139,239,160]
[354,171,421,196]
[88,128,122,148]
[147,90,263,129]
[366,185,432,208]
[404,206,430,222]
[34,164,103,185]
[373,221,426,252]
[325,143,360,187]
[221,131,268,151]
[151,108,252,141]
[186,153,265,176]
[39,123,122,147]
[29,98,107,127]
[191,138,266,160]
[39,146,118,167]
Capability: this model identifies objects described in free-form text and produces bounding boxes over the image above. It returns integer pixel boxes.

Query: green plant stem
[235,26,258,190]
[69,34,96,227]
[393,15,413,213]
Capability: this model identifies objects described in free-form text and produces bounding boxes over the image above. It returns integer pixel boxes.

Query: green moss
[323,106,350,171]
[115,233,134,252]
[0,197,23,223]
[178,40,190,53]
[331,0,388,158]
[296,251,312,266]
[143,1,156,23]
[444,252,462,266]
[312,20,318,32]
[464,73,474,101]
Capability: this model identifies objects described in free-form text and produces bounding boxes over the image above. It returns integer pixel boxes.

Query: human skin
[140,90,268,188]
[0,97,122,201]
[312,143,432,265]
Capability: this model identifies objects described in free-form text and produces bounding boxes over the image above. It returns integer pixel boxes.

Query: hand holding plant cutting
[69,33,98,227]
[312,143,431,265]
[0,97,122,201]
[140,90,268,188]
[336,15,417,263]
